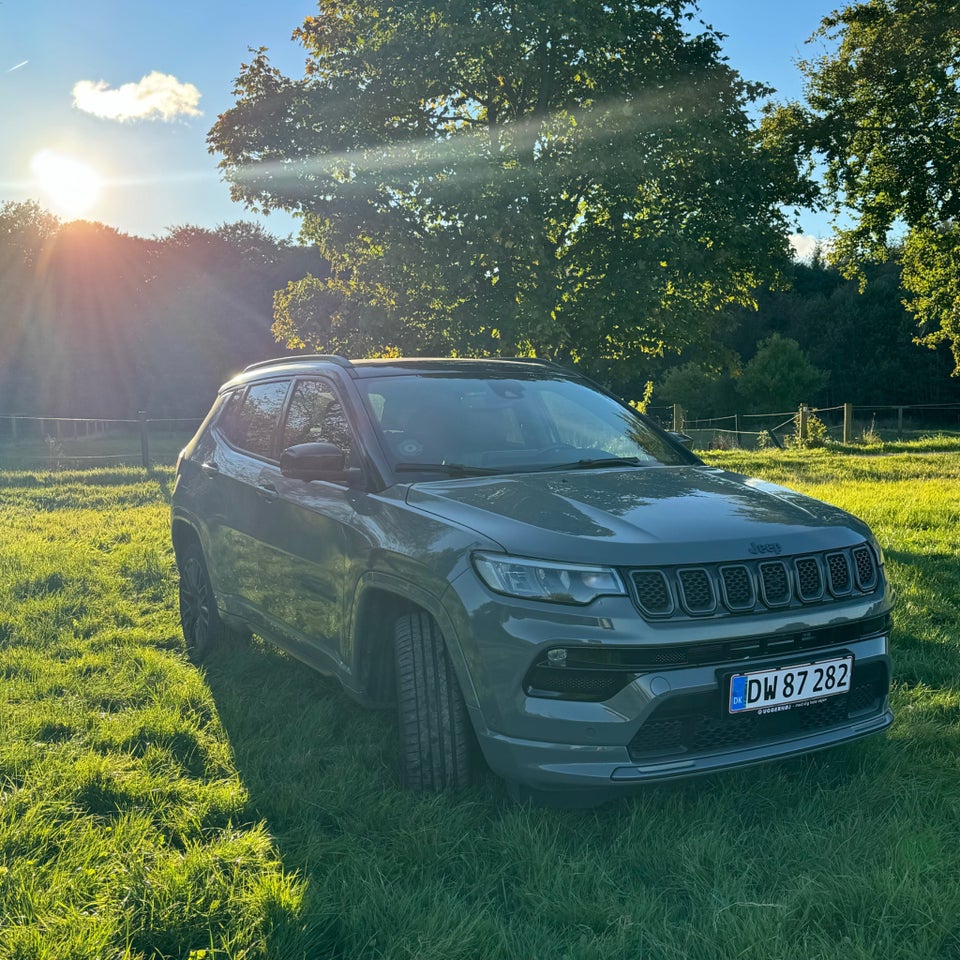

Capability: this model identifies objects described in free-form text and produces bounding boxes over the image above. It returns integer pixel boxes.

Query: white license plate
[728,656,853,714]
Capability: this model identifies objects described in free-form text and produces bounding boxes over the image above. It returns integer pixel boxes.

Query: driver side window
[281,379,354,462]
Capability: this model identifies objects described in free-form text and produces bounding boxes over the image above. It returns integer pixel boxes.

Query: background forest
[2,198,959,424]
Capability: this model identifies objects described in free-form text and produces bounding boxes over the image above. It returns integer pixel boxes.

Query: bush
[791,412,830,448]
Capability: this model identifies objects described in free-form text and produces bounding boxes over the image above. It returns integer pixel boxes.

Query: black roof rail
[501,356,563,368]
[242,354,353,373]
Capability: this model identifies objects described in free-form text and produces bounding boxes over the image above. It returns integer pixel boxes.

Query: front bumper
[478,704,893,800]
[445,578,893,795]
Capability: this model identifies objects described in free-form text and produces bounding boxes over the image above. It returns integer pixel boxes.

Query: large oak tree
[208,0,799,378]
[763,0,960,369]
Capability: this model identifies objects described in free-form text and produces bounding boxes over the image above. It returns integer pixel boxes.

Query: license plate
[728,656,853,714]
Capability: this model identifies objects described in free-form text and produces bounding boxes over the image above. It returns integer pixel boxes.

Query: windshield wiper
[541,456,645,471]
[394,462,502,477]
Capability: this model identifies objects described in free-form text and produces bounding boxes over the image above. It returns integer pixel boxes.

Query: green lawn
[1,449,959,959]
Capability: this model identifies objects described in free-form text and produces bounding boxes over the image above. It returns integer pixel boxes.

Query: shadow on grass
[194,612,922,958]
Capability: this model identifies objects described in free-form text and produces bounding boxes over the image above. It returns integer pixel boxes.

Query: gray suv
[171,356,893,804]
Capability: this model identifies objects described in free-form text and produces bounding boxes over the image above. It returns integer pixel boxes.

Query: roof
[232,355,567,382]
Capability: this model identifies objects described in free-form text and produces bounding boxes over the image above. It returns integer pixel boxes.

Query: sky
[1,0,840,248]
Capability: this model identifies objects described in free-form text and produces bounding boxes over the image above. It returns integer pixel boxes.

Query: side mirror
[667,431,694,449]
[280,442,348,482]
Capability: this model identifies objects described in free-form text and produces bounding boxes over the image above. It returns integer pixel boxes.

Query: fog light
[546,648,567,667]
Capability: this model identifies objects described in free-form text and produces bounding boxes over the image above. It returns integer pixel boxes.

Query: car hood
[404,466,871,566]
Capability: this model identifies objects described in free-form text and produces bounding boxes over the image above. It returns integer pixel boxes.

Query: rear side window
[219,380,290,459]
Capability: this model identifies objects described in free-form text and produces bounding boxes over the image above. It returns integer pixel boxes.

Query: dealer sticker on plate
[729,656,853,714]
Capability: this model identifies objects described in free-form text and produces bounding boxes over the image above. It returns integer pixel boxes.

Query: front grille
[627,662,888,761]
[627,543,881,621]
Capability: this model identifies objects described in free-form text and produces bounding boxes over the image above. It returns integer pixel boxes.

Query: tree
[762,0,960,367]
[736,334,828,412]
[209,0,799,377]
[0,205,318,418]
[656,360,739,420]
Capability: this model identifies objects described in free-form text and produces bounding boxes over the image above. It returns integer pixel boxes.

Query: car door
[253,377,358,666]
[206,377,292,621]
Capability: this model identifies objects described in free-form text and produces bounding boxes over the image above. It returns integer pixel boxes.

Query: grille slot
[720,565,755,611]
[852,545,878,591]
[826,552,852,595]
[794,557,824,602]
[677,568,716,615]
[632,570,674,616]
[759,561,791,606]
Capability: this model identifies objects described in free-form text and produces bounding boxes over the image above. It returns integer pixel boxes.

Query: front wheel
[394,612,473,791]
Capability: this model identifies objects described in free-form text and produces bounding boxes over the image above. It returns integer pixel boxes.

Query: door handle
[257,481,279,503]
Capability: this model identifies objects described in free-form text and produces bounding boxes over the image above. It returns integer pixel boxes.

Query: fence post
[672,403,684,433]
[139,411,150,469]
[897,406,904,439]
[734,413,742,447]
[843,403,854,443]
[798,404,809,442]
[9,416,17,441]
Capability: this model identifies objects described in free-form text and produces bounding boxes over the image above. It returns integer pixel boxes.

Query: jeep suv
[171,356,893,804]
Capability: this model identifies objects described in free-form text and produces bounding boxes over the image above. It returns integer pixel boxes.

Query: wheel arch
[349,573,477,710]
[171,516,203,564]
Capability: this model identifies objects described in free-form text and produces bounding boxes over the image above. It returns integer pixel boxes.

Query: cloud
[72,71,201,121]
[789,234,830,262]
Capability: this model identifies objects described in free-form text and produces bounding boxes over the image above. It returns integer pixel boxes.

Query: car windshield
[357,373,693,475]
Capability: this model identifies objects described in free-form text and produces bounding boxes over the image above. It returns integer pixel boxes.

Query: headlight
[472,552,625,605]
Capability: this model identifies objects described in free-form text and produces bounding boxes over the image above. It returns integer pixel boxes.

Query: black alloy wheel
[178,543,222,659]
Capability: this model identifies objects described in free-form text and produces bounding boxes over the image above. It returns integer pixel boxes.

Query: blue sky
[1,0,838,244]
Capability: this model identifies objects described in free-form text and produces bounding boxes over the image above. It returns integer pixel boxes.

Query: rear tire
[394,612,473,791]
[177,542,226,660]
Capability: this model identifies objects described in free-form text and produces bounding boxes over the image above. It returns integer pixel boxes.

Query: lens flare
[30,149,104,219]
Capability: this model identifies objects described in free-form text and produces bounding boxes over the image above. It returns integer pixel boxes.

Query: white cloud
[72,71,201,121]
[789,234,830,262]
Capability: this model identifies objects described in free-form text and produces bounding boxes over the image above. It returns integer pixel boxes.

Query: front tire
[177,542,225,660]
[394,612,473,791]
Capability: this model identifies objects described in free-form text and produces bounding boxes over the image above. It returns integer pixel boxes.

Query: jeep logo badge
[748,541,783,556]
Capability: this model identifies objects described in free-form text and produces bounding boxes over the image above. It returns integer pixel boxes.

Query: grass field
[1,447,960,959]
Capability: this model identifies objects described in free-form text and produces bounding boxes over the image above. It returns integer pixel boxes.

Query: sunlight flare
[30,149,104,219]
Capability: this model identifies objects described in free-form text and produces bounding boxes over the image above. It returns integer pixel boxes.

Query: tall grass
[1,451,959,959]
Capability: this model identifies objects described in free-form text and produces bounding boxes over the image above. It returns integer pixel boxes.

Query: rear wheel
[394,612,473,791]
[178,542,225,659]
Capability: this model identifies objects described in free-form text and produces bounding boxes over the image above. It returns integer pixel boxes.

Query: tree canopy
[762,0,960,368]
[208,0,800,377]
[0,202,314,418]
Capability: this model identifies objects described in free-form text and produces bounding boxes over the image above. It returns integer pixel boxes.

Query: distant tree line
[647,254,960,420]
[1,199,957,423]
[0,201,318,419]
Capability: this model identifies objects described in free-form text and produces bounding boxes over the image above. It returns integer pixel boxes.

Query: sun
[30,149,104,219]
